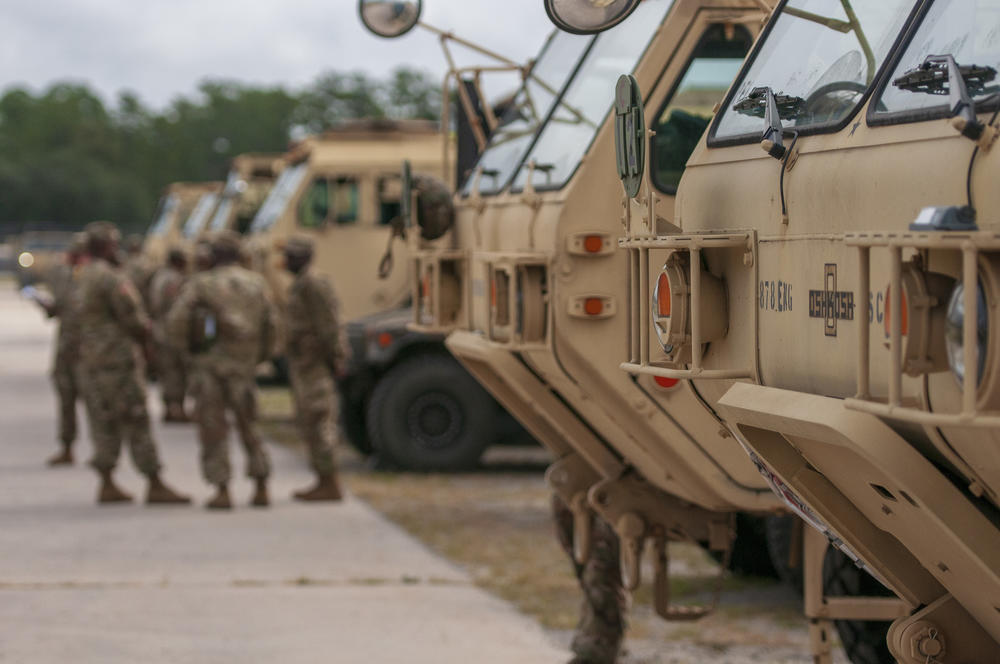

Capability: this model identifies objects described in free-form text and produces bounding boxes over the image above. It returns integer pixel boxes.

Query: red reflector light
[656,272,671,317]
[584,297,604,316]
[421,274,431,299]
[584,235,604,253]
[654,376,679,389]
[377,332,393,348]
[490,278,497,308]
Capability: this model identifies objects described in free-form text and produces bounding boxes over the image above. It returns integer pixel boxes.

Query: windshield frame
[867,0,1000,127]
[508,0,673,195]
[248,162,308,234]
[706,0,924,149]
[459,31,595,198]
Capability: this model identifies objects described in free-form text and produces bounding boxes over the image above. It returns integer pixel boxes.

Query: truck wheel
[366,353,493,471]
[339,391,371,455]
[717,514,780,578]
[823,545,894,664]
[765,514,804,592]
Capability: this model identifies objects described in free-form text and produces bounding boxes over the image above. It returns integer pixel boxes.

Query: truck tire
[339,391,371,455]
[366,353,493,471]
[823,545,894,664]
[726,514,781,578]
[765,514,804,592]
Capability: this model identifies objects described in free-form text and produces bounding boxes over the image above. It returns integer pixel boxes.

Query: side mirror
[614,74,645,199]
[358,0,422,38]
[544,0,642,35]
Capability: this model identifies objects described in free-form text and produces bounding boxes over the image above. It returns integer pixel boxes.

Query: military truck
[364,0,918,661]
[577,0,1000,661]
[144,181,223,263]
[206,153,284,235]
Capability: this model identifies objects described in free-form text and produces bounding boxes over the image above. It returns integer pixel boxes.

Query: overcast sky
[1,0,554,108]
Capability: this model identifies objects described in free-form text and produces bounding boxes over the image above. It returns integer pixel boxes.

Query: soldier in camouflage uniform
[283,235,346,501]
[148,248,189,422]
[124,234,157,311]
[37,233,87,466]
[166,230,279,510]
[552,494,626,664]
[76,221,191,505]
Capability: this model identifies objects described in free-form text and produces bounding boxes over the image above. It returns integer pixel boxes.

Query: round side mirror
[359,0,422,38]
[614,74,645,199]
[544,0,642,35]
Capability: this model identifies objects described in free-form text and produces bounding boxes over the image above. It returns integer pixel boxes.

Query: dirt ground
[259,387,849,664]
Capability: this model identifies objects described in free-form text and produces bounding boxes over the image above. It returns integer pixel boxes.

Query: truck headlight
[18,252,34,268]
[945,279,988,387]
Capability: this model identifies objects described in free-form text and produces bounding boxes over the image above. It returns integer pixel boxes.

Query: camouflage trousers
[50,346,79,446]
[552,494,626,664]
[80,362,162,476]
[155,339,186,408]
[190,368,270,485]
[289,359,339,476]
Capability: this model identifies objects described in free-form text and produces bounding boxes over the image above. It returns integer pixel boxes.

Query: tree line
[0,68,440,236]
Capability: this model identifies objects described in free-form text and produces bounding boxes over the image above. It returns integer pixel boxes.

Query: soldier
[124,234,157,310]
[148,248,189,422]
[166,230,279,510]
[551,495,626,664]
[37,233,87,466]
[76,221,190,505]
[283,235,346,501]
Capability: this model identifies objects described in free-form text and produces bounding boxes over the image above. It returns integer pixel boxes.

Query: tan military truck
[206,153,284,236]
[366,0,920,661]
[144,181,223,263]
[245,119,445,318]
[533,0,1000,661]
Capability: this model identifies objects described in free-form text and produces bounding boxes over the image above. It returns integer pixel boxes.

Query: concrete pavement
[0,284,568,663]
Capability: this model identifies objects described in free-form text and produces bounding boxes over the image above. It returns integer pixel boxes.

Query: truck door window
[332,177,359,225]
[871,0,1000,123]
[652,24,754,193]
[378,175,402,225]
[298,178,330,228]
[710,0,916,144]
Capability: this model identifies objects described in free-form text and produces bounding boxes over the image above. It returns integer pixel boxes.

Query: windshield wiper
[894,54,998,141]
[733,86,804,159]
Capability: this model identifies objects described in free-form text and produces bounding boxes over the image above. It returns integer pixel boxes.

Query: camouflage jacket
[148,265,185,333]
[76,258,150,371]
[166,264,279,374]
[286,269,348,372]
[125,254,157,310]
[46,262,82,356]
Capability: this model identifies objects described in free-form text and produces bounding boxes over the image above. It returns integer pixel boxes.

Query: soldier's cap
[210,229,243,254]
[282,234,314,258]
[83,221,121,247]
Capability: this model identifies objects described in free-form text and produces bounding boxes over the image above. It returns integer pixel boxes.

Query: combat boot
[145,474,191,505]
[205,484,232,510]
[163,404,190,423]
[97,471,133,504]
[292,473,343,502]
[46,445,74,467]
[250,478,270,507]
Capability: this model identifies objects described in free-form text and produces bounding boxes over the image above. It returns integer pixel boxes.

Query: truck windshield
[148,194,179,236]
[874,0,1000,119]
[249,163,308,233]
[460,30,592,197]
[182,193,219,238]
[511,0,674,192]
[713,0,915,142]
[209,170,244,231]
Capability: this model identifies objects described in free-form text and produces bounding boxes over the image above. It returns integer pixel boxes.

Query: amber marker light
[884,284,910,338]
[584,297,604,316]
[655,271,672,318]
[584,235,604,253]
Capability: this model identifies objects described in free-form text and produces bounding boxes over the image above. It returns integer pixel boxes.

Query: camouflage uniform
[286,265,348,475]
[148,263,187,413]
[552,494,626,664]
[167,261,279,486]
[76,257,161,476]
[125,251,157,312]
[46,261,83,448]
